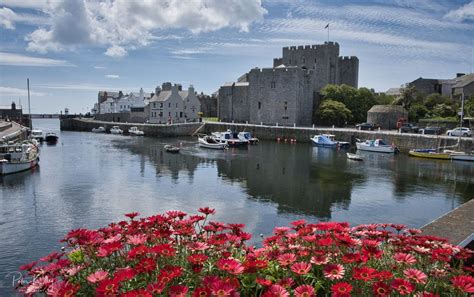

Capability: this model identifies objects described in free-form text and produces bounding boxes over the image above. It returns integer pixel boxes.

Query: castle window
[258,102,262,109]
[159,112,163,117]
[176,112,178,117]
[289,59,291,65]
[180,112,183,118]
[160,103,163,108]
[271,81,276,88]
[315,58,317,63]
[302,58,305,64]
[153,103,156,108]
[284,101,288,111]
[169,103,171,107]
[176,103,178,108]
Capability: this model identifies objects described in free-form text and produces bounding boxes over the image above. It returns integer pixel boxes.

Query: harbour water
[0,119,473,294]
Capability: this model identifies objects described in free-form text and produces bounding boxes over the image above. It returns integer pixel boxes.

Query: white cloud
[444,1,474,22]
[0,52,75,67]
[104,45,128,58]
[0,7,16,29]
[0,86,47,97]
[0,0,52,9]
[22,0,266,56]
[106,74,119,79]
[93,66,106,69]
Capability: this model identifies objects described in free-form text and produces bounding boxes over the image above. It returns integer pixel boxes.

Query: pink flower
[127,234,147,245]
[277,253,297,266]
[451,275,474,293]
[404,268,427,284]
[323,263,345,280]
[263,285,290,297]
[310,254,329,265]
[294,284,315,297]
[209,280,235,296]
[391,278,415,295]
[290,262,312,275]
[393,252,417,264]
[216,258,245,274]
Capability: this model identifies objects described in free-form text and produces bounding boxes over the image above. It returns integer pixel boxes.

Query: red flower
[113,267,137,282]
[198,207,216,215]
[373,282,391,297]
[209,280,235,297]
[451,275,474,293]
[256,278,272,287]
[55,281,79,297]
[331,282,352,297]
[188,254,209,265]
[263,285,290,297]
[125,212,139,220]
[393,252,417,265]
[96,279,120,296]
[277,253,297,266]
[391,278,415,295]
[135,257,156,273]
[97,242,123,257]
[352,266,377,281]
[294,284,315,297]
[122,289,153,297]
[19,261,37,271]
[169,285,189,297]
[216,258,245,274]
[150,243,175,257]
[87,270,108,283]
[310,254,329,265]
[403,268,427,284]
[290,262,312,275]
[323,263,345,280]
[192,287,212,297]
[146,282,165,295]
[413,292,440,297]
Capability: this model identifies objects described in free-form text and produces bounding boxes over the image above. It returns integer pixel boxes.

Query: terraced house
[149,82,201,124]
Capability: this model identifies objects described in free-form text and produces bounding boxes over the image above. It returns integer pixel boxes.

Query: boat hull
[45,135,58,144]
[451,154,474,162]
[198,138,227,149]
[356,143,395,153]
[408,150,450,160]
[0,157,39,175]
[311,139,337,148]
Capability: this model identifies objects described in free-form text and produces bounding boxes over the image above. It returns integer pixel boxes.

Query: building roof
[178,91,189,98]
[385,88,401,96]
[150,90,172,102]
[368,105,407,113]
[453,73,474,88]
[222,82,249,87]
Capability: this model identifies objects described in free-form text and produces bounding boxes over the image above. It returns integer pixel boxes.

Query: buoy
[277,137,280,142]
[284,138,288,142]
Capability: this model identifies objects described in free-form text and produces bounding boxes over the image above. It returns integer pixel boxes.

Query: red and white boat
[0,140,40,175]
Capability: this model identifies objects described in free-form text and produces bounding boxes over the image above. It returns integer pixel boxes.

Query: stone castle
[218,41,359,126]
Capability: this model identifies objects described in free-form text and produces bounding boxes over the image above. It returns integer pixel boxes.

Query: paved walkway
[421,199,474,246]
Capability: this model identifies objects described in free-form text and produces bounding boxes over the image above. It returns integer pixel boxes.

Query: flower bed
[18,208,473,296]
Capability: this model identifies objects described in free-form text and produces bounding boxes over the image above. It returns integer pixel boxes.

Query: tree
[431,103,456,118]
[392,86,421,110]
[424,93,448,108]
[317,100,352,127]
[374,93,394,105]
[463,95,474,118]
[408,104,428,122]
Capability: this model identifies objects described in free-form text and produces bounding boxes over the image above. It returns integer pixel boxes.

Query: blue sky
[0,0,473,114]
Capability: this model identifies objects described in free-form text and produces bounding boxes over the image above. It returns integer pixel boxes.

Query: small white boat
[446,150,474,162]
[45,132,58,144]
[356,139,396,153]
[346,153,363,161]
[92,126,106,133]
[198,134,228,150]
[164,145,180,153]
[0,140,40,175]
[212,130,248,147]
[311,134,350,148]
[128,127,144,136]
[238,132,259,144]
[31,129,44,142]
[110,126,123,134]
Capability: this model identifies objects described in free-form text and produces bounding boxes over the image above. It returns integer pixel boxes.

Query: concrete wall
[95,113,130,123]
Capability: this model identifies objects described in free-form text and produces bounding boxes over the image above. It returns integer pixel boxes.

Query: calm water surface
[0,119,473,294]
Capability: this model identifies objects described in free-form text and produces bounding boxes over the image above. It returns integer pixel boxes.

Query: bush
[17,209,473,296]
[408,104,429,122]
[317,100,352,127]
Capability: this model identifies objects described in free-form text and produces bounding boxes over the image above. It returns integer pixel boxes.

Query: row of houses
[93,82,217,124]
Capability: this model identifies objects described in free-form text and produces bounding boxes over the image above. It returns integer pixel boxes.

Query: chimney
[11,101,16,110]
[456,73,465,78]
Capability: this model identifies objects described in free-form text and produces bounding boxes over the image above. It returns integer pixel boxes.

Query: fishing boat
[92,126,106,133]
[0,140,40,175]
[356,139,396,153]
[110,126,123,134]
[346,153,363,161]
[45,132,58,144]
[164,145,180,153]
[198,134,228,150]
[128,127,144,136]
[238,132,259,144]
[311,134,350,148]
[212,130,248,147]
[408,149,450,160]
[31,129,44,142]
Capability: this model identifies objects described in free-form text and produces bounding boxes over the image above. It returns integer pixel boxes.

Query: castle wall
[217,84,249,123]
[248,67,313,126]
[337,56,359,88]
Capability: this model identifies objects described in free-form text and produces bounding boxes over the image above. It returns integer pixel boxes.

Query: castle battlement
[340,56,358,60]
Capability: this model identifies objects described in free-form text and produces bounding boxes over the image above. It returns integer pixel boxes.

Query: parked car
[400,123,419,133]
[446,127,472,137]
[356,123,376,130]
[419,126,443,135]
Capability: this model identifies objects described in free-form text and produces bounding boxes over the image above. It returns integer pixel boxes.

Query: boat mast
[458,91,464,149]
[27,78,32,129]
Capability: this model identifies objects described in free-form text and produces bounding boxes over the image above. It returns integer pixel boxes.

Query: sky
[0,0,473,114]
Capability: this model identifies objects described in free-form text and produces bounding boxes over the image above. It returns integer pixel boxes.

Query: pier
[60,118,474,153]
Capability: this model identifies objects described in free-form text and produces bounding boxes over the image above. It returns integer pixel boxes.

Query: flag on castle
[325,23,329,29]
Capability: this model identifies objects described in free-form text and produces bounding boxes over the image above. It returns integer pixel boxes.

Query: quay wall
[60,118,473,153]
[60,118,202,137]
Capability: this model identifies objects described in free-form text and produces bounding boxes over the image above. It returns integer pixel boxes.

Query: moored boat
[198,134,228,150]
[31,129,44,142]
[311,134,350,148]
[212,130,248,147]
[408,149,450,160]
[164,145,180,153]
[445,150,474,162]
[128,127,144,136]
[238,132,259,144]
[110,126,123,134]
[356,139,396,153]
[0,140,40,175]
[92,126,106,133]
[346,152,363,161]
[45,132,58,144]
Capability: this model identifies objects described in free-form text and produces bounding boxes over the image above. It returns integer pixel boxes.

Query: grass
[202,117,219,122]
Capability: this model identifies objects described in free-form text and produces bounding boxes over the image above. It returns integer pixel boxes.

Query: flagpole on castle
[325,23,330,42]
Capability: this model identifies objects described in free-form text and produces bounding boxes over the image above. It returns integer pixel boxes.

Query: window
[271,81,276,88]
[314,58,317,63]
[168,112,171,116]
[258,102,261,109]
[180,112,183,118]
[302,58,305,63]
[289,59,291,64]
[159,112,163,117]
[160,103,163,108]
[169,103,171,107]
[175,112,178,117]
[176,103,178,108]
[153,103,156,108]
[284,101,288,111]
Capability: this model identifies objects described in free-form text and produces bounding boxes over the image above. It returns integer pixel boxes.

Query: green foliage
[431,103,456,118]
[464,95,474,118]
[317,100,352,127]
[408,104,428,122]
[68,249,85,264]
[392,86,421,109]
[374,93,394,105]
[319,84,376,124]
[424,93,449,108]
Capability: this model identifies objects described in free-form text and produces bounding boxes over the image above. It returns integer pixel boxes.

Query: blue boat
[310,134,350,148]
